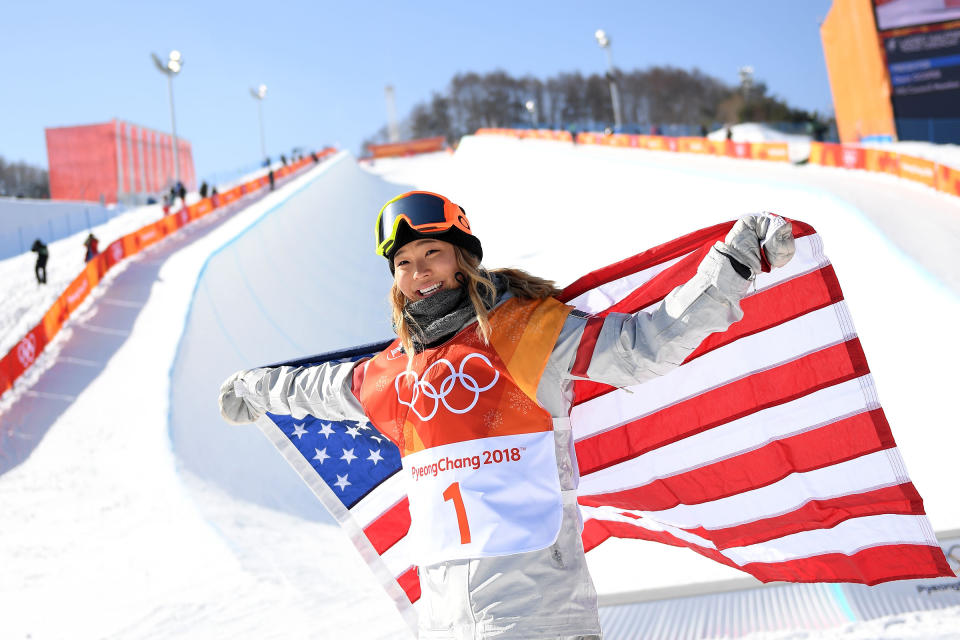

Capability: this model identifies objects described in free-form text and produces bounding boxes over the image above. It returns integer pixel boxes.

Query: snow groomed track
[3,136,960,638]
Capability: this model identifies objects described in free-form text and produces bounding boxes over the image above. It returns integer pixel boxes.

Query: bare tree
[0,156,50,198]
[366,65,829,145]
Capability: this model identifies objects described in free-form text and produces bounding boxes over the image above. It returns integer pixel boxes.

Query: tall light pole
[594,29,623,131]
[525,100,539,128]
[385,85,400,143]
[151,50,183,189]
[738,65,754,102]
[250,84,268,164]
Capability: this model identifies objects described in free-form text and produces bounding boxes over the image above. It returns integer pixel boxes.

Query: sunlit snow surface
[2,139,960,639]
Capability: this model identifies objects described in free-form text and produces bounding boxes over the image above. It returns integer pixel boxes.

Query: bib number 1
[442,482,472,544]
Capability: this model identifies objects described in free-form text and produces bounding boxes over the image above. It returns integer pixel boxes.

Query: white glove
[218,369,267,425]
[716,212,795,277]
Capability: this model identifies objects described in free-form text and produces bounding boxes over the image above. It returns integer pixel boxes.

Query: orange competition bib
[359,296,571,565]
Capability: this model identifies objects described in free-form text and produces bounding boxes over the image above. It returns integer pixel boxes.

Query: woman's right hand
[218,369,267,425]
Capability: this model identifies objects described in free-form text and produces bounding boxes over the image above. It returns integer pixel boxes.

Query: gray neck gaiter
[402,271,508,349]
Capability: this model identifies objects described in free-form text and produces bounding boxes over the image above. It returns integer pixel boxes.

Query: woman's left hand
[718,212,796,276]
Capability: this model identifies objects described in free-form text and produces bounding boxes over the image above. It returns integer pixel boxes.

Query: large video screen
[874,0,960,31]
[885,25,960,116]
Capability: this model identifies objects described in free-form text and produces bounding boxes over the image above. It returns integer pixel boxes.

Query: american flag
[254,220,952,633]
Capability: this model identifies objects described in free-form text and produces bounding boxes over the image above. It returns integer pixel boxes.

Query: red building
[45,119,196,204]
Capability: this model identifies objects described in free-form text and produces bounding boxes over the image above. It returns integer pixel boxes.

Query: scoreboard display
[874,0,960,31]
[872,0,960,135]
[884,25,960,117]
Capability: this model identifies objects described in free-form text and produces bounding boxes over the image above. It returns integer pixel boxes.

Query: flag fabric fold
[252,220,952,629]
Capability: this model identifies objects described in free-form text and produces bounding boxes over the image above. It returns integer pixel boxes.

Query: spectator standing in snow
[268,169,275,191]
[199,181,209,199]
[31,239,48,284]
[84,233,99,263]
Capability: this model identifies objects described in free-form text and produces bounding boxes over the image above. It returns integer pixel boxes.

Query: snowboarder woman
[219,190,796,640]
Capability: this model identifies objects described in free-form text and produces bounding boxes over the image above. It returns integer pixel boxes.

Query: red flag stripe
[557,222,732,302]
[363,497,411,555]
[581,519,952,585]
[740,544,954,585]
[575,339,870,476]
[682,483,926,550]
[571,264,845,406]
[559,220,817,305]
[396,566,421,603]
[578,409,894,511]
[686,265,845,363]
[570,315,605,378]
[603,246,707,315]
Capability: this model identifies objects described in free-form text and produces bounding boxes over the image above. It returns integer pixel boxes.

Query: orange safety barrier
[368,136,447,159]
[641,135,669,151]
[864,148,900,176]
[677,137,711,154]
[938,165,960,197]
[809,142,867,170]
[897,154,938,189]
[754,142,790,162]
[724,140,753,160]
[481,127,960,205]
[0,148,336,398]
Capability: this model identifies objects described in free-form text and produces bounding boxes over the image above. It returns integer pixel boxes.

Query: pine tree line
[366,67,830,148]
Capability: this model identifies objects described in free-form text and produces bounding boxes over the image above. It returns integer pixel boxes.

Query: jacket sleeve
[231,359,369,423]
[545,247,751,393]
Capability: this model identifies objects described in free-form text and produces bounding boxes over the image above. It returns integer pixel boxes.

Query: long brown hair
[390,247,561,363]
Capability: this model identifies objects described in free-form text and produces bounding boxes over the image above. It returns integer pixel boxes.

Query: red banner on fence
[0,148,336,398]
[368,136,446,159]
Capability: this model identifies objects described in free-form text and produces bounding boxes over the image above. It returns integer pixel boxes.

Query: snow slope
[2,137,960,639]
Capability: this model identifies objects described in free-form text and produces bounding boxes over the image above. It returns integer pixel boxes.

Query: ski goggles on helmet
[375,191,473,258]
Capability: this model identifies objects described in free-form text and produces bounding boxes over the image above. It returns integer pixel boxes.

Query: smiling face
[392,238,461,302]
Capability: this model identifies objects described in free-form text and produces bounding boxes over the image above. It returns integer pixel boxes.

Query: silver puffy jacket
[226,247,751,640]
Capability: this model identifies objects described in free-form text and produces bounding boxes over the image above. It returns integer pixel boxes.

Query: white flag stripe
[568,234,826,317]
[628,450,909,531]
[750,233,828,295]
[584,234,830,313]
[571,302,857,441]
[380,535,415,578]
[567,254,687,312]
[634,235,831,316]
[577,376,878,495]
[724,513,937,565]
[581,508,937,567]
[349,471,407,528]
[580,505,715,548]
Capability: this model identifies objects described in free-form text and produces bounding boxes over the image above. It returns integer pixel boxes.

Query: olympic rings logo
[16,334,37,368]
[395,353,499,421]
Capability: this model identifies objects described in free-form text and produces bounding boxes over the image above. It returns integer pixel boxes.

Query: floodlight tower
[151,50,184,188]
[250,84,268,164]
[739,65,755,102]
[385,85,400,143]
[525,100,539,128]
[594,29,623,130]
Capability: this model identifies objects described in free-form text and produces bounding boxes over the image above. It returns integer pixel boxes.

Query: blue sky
[2,0,835,184]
